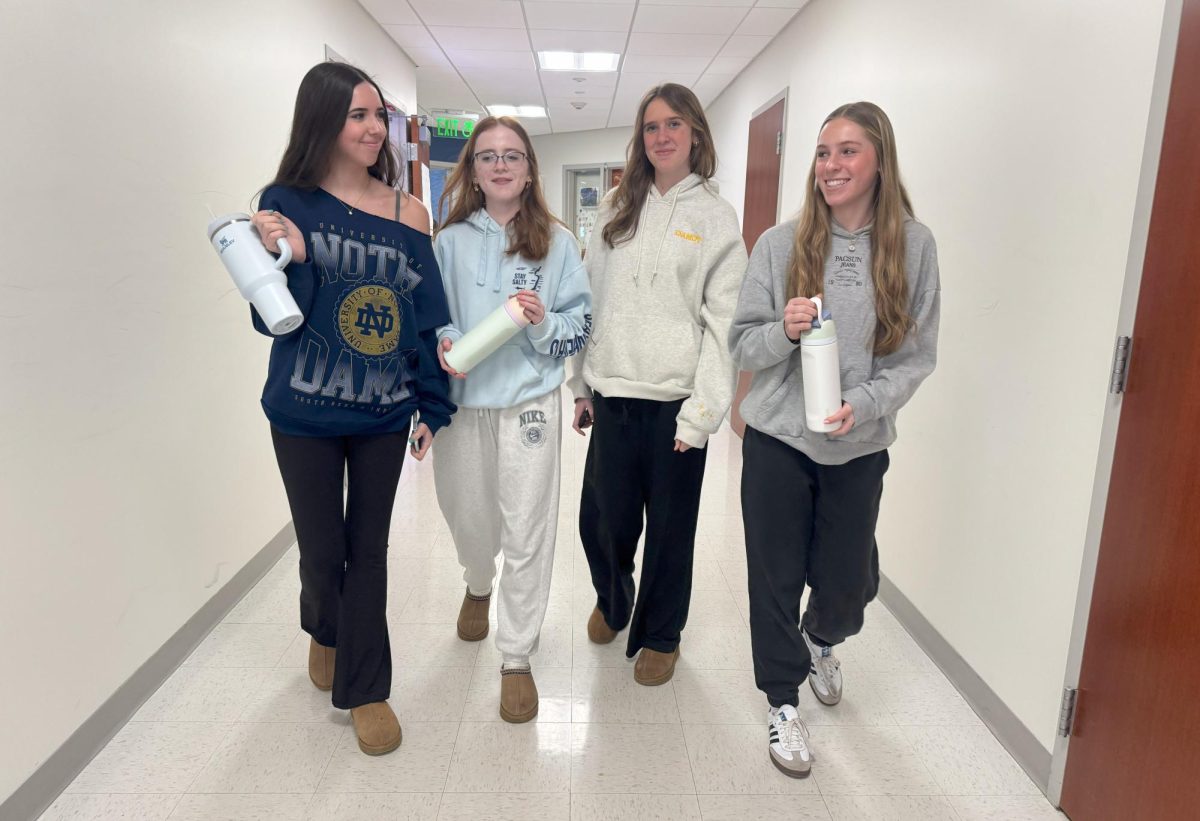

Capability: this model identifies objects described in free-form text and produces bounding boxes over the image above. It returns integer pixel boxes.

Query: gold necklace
[328,178,372,215]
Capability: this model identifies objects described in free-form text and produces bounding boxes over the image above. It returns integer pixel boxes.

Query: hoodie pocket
[594,312,700,387]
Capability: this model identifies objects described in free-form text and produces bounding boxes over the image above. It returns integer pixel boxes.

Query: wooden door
[1060,3,1200,818]
[732,96,786,437]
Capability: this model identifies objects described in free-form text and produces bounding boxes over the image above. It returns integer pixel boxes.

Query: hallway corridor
[41,405,1062,820]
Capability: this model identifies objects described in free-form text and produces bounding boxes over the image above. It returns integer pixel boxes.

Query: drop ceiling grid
[359,0,805,133]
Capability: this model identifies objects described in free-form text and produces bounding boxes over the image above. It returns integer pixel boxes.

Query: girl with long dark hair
[247,61,455,756]
[730,101,941,777]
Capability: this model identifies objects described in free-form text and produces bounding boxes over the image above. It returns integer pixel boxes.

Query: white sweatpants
[433,387,561,666]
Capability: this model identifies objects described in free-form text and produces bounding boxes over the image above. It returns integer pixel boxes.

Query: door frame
[1046,0,1185,804]
[750,88,790,229]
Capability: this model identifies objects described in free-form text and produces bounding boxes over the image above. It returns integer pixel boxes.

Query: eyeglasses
[474,150,528,167]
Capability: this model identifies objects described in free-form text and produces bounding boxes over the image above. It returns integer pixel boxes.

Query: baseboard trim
[1,523,295,821]
[877,574,1053,793]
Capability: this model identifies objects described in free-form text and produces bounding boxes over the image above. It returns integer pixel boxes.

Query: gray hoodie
[729,218,940,465]
[569,173,747,448]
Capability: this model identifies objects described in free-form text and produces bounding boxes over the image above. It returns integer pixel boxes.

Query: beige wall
[0,1,415,804]
[531,127,631,222]
[704,0,1167,752]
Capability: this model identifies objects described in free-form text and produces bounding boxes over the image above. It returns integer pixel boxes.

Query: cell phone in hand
[579,409,593,429]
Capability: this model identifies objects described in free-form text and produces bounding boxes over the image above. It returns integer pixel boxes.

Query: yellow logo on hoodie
[674,230,701,243]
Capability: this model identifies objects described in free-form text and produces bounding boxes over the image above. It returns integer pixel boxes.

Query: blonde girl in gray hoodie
[570,83,747,687]
[729,102,941,778]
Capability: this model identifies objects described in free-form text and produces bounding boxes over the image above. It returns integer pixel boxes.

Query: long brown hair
[436,116,561,260]
[602,83,717,248]
[789,102,914,356]
[268,62,401,190]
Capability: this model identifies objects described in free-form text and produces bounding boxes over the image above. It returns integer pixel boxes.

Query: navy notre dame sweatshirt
[251,185,456,437]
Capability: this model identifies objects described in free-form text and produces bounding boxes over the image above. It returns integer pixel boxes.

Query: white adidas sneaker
[804,630,843,706]
[767,704,812,777]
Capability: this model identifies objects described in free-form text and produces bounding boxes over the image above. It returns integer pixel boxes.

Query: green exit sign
[436,117,475,138]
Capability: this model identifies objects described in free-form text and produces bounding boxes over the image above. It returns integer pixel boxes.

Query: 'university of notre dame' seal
[336,285,401,357]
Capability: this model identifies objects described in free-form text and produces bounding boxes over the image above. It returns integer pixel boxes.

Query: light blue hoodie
[433,209,592,409]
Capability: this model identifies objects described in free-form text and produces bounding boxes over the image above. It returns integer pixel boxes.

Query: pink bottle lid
[502,296,531,327]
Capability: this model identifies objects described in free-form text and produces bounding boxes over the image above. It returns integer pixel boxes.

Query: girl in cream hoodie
[570,83,747,686]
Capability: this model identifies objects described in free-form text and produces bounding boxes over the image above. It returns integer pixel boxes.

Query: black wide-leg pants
[740,425,887,708]
[271,424,409,710]
[579,393,708,658]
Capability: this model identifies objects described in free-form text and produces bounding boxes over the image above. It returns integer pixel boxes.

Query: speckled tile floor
[43,399,1063,820]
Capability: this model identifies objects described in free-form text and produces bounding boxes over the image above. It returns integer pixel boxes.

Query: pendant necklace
[329,178,372,215]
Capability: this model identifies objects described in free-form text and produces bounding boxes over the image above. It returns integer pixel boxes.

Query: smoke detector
[571,101,587,110]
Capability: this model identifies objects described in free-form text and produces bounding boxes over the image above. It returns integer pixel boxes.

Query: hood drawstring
[632,205,650,286]
[650,188,680,286]
[469,210,507,293]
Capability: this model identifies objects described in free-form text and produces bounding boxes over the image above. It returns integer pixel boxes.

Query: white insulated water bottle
[444,296,531,373]
[801,296,842,433]
[207,213,302,335]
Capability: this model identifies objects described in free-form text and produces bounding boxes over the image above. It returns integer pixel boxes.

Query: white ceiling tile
[706,55,751,74]
[409,0,525,28]
[358,0,421,25]
[621,54,712,75]
[385,24,440,49]
[404,47,452,67]
[616,72,703,96]
[417,65,465,82]
[528,29,629,52]
[734,7,797,35]
[633,5,749,34]
[717,34,772,58]
[642,0,753,5]
[755,0,811,7]
[523,2,635,31]
[540,71,618,96]
[523,120,554,136]
[428,26,527,51]
[549,101,614,117]
[446,49,536,70]
[547,94,614,108]
[692,72,736,105]
[459,65,540,86]
[626,32,726,57]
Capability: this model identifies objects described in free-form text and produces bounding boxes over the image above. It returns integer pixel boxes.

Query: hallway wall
[0,1,415,805]
[703,0,1168,755]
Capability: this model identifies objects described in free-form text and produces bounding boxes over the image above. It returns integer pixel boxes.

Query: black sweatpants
[741,425,887,708]
[579,393,708,658]
[271,424,409,710]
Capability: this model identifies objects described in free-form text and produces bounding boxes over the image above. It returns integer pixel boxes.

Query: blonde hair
[437,116,562,260]
[789,102,914,356]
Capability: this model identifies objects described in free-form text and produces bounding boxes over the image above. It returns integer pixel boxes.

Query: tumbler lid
[206,212,252,240]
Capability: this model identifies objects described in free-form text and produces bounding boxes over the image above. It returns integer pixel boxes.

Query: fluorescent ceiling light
[487,105,548,118]
[537,51,620,72]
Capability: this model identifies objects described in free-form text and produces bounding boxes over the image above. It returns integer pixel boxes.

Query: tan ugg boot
[499,668,539,723]
[350,701,402,755]
[586,606,617,644]
[308,638,335,691]
[457,589,491,641]
[634,647,680,686]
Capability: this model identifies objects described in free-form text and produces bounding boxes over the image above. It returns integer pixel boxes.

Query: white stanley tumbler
[444,296,531,374]
[207,213,303,335]
[800,296,842,433]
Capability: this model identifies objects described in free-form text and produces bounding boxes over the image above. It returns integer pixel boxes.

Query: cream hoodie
[569,173,747,448]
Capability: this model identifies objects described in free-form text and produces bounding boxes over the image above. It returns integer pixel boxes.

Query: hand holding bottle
[783,296,820,342]
[438,338,467,379]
